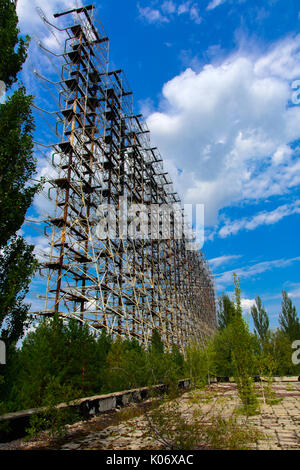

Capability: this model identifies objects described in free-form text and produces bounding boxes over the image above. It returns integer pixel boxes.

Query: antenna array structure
[32,4,217,350]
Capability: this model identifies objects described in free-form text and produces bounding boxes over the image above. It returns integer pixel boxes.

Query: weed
[116,406,144,423]
[25,405,80,441]
[205,415,264,450]
[144,390,265,450]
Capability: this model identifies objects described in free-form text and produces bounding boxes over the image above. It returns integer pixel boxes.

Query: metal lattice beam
[33,5,217,351]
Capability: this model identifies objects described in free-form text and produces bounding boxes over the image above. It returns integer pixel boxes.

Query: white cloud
[206,0,246,11]
[138,2,202,25]
[218,200,300,238]
[189,6,202,24]
[162,1,177,14]
[241,297,255,311]
[180,3,202,24]
[272,144,293,165]
[24,232,53,262]
[206,0,226,10]
[208,254,241,269]
[32,151,58,219]
[17,0,80,29]
[17,1,83,80]
[146,35,300,225]
[138,5,169,24]
[178,2,191,15]
[288,286,300,299]
[215,257,300,289]
[254,36,300,80]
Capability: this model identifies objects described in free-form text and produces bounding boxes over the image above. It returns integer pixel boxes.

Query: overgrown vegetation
[25,400,80,441]
[1,277,299,416]
[0,316,187,416]
[144,391,264,450]
[142,277,300,449]
[0,272,299,434]
[214,283,300,380]
[0,0,40,404]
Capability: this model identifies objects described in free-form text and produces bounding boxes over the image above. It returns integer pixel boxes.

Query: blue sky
[15,0,300,329]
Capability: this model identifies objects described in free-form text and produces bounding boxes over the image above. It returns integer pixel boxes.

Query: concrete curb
[0,378,191,443]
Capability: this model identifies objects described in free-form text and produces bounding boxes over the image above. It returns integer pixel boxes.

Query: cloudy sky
[15,0,300,328]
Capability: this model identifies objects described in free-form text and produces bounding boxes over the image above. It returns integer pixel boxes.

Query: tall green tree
[150,328,165,354]
[0,0,29,89]
[6,317,103,410]
[0,0,39,347]
[278,290,300,342]
[217,293,235,329]
[0,88,38,246]
[0,237,37,345]
[231,274,259,415]
[251,296,270,344]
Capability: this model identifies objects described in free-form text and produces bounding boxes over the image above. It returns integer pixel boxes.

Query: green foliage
[101,329,184,392]
[171,344,185,375]
[145,396,202,450]
[145,392,264,450]
[1,322,185,417]
[184,340,216,387]
[231,274,259,415]
[150,328,164,354]
[0,0,39,374]
[0,0,29,88]
[256,353,281,406]
[279,290,300,342]
[5,316,103,411]
[148,349,183,389]
[205,414,263,450]
[0,237,37,346]
[101,337,148,392]
[0,88,40,247]
[97,328,113,358]
[1,274,299,431]
[147,336,184,388]
[214,284,300,381]
[217,293,235,330]
[251,296,270,344]
[211,325,235,377]
[233,272,242,318]
[25,379,80,440]
[214,274,261,415]
[261,328,300,376]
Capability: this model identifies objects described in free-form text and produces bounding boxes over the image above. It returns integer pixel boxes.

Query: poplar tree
[279,290,300,343]
[217,293,235,329]
[231,274,259,415]
[251,296,270,344]
[0,0,39,346]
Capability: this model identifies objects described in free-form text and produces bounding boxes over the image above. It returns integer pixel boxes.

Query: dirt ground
[1,378,299,451]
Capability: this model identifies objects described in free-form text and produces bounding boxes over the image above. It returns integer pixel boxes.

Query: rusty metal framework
[32,4,216,350]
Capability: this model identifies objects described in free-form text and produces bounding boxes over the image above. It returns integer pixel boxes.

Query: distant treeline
[214,288,300,378]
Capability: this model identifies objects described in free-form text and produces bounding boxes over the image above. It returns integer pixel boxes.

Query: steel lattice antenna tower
[33,4,217,350]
